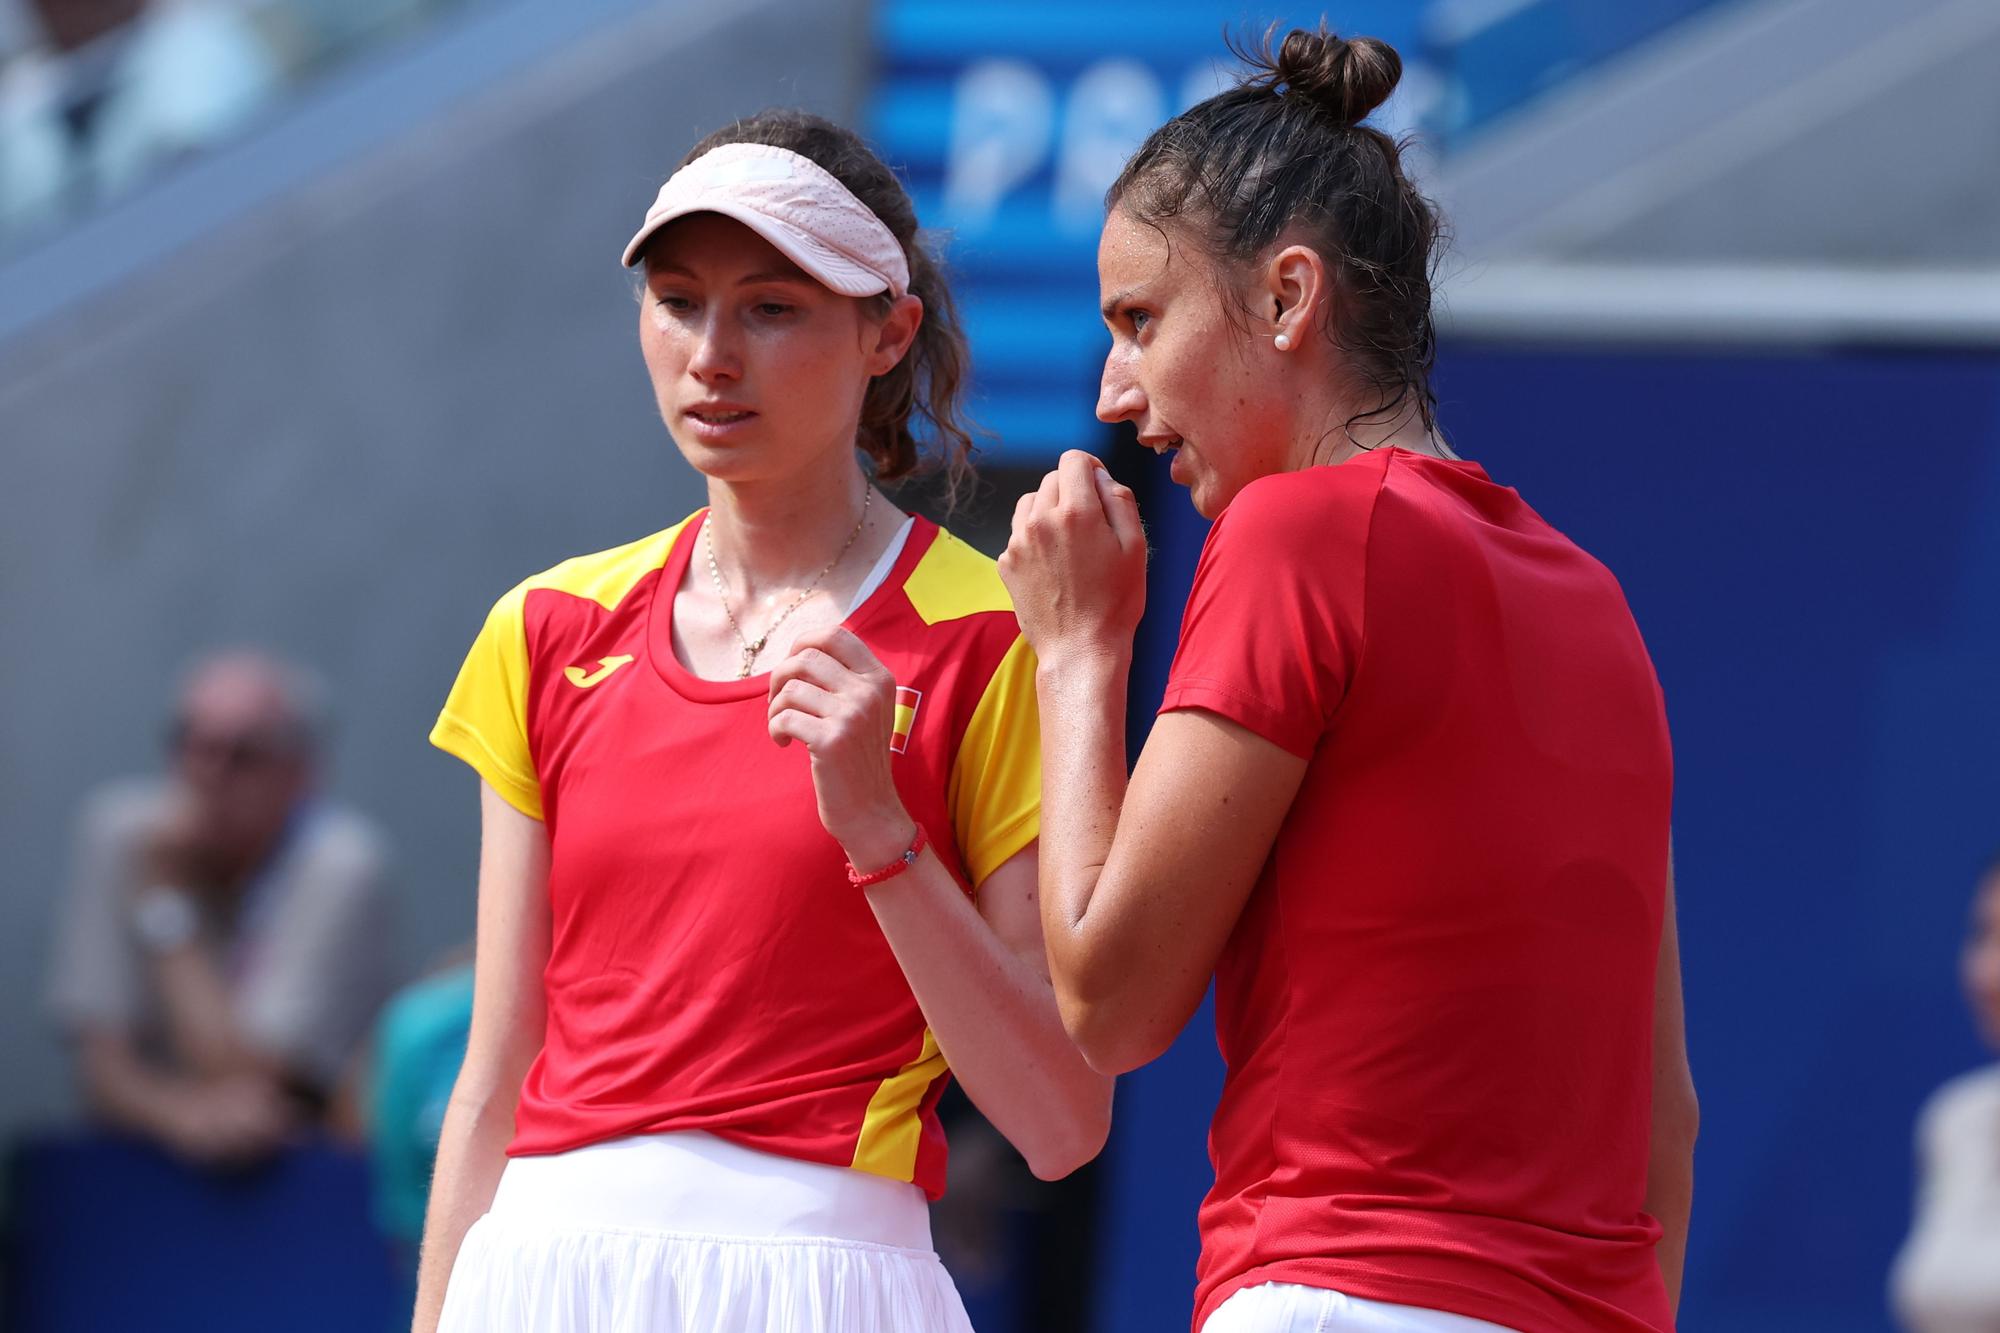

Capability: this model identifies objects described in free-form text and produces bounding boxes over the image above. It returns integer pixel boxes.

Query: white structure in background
[0,0,280,239]
[91,1,283,195]
[0,0,470,251]
[0,45,67,231]
[940,59,1050,226]
[941,50,1446,237]
[1433,0,2000,346]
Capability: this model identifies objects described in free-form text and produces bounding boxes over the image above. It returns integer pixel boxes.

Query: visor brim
[620,202,895,299]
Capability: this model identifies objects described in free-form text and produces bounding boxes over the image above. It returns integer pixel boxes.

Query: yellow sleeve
[429,582,543,820]
[946,633,1041,887]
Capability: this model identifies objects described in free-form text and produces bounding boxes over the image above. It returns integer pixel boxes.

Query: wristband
[847,824,927,888]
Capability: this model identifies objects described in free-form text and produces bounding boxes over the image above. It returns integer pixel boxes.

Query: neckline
[845,515,917,616]
[647,509,937,703]
[1374,443,1486,476]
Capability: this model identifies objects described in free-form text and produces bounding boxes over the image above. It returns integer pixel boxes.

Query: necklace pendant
[708,488,873,683]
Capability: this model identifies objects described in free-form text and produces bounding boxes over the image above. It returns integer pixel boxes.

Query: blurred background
[3,0,1997,1330]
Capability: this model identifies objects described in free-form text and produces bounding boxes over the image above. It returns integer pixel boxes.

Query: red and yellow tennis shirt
[430,511,1039,1198]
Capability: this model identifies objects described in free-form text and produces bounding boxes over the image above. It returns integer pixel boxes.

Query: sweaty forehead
[1097,208,1175,289]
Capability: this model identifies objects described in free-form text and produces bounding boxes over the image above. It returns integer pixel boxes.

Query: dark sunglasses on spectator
[164,720,295,772]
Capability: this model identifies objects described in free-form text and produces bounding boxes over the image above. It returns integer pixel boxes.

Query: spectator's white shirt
[46,776,393,1091]
[1892,1063,2000,1332]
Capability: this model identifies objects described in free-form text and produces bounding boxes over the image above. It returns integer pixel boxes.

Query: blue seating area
[7,1133,402,1333]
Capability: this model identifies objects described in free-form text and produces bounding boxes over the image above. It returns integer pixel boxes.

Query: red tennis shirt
[430,511,1040,1199]
[1161,449,1674,1332]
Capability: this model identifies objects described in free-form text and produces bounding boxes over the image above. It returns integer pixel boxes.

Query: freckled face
[1095,208,1293,517]
[639,213,881,483]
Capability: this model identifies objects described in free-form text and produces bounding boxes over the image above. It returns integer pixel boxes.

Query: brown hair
[674,110,977,499]
[1108,25,1443,440]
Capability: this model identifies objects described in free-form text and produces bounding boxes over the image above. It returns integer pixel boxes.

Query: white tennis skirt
[436,1131,974,1333]
[1206,1282,1523,1333]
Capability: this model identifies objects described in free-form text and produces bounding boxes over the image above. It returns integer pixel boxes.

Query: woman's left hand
[768,626,915,870]
[999,450,1148,668]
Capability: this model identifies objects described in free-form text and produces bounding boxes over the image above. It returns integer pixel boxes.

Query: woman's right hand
[998,451,1148,669]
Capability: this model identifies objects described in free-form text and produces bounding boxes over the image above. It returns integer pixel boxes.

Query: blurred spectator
[44,648,392,1169]
[88,0,282,196]
[0,0,33,55]
[1891,852,2000,1331]
[25,0,143,49]
[1,0,144,228]
[0,45,68,231]
[354,948,473,1279]
[0,0,458,244]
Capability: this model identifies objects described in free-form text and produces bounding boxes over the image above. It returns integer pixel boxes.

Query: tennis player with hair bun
[1002,27,1698,1333]
[414,110,1111,1333]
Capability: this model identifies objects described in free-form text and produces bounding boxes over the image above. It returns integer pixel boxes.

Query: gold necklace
[704,489,872,678]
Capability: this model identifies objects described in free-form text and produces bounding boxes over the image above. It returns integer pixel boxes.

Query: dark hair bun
[1245,25,1401,128]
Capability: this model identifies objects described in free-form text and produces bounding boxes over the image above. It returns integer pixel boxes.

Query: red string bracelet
[847,823,927,888]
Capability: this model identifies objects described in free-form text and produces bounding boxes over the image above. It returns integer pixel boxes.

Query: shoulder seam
[903,527,1013,626]
[511,516,695,613]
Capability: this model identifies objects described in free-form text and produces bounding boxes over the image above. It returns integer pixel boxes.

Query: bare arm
[1034,664,1305,1073]
[53,795,297,1161]
[1646,854,1698,1312]
[83,924,305,1164]
[411,783,550,1333]
[857,843,1112,1179]
[75,1025,292,1163]
[150,941,291,1081]
[769,629,1114,1181]
[77,1027,196,1141]
[998,452,1306,1073]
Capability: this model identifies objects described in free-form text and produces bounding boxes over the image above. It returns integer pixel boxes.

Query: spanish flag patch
[890,686,921,754]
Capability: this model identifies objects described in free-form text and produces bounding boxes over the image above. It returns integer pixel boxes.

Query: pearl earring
[1274,333,1292,351]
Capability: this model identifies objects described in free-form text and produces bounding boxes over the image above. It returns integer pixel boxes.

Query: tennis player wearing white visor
[412,112,1111,1333]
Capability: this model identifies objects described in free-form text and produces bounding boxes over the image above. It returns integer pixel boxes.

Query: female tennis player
[412,111,1112,1333]
[999,28,1698,1333]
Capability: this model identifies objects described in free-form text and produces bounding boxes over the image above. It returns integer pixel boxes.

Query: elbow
[1654,1077,1701,1161]
[443,1055,532,1129]
[1047,938,1195,1072]
[1021,1093,1113,1182]
[1050,935,1199,1076]
[1671,1093,1702,1155]
[1064,1000,1175,1077]
[447,1028,542,1112]
[1670,1066,1701,1139]
[1026,1143,1096,1183]
[445,1074,521,1123]
[1077,1033,1162,1078]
